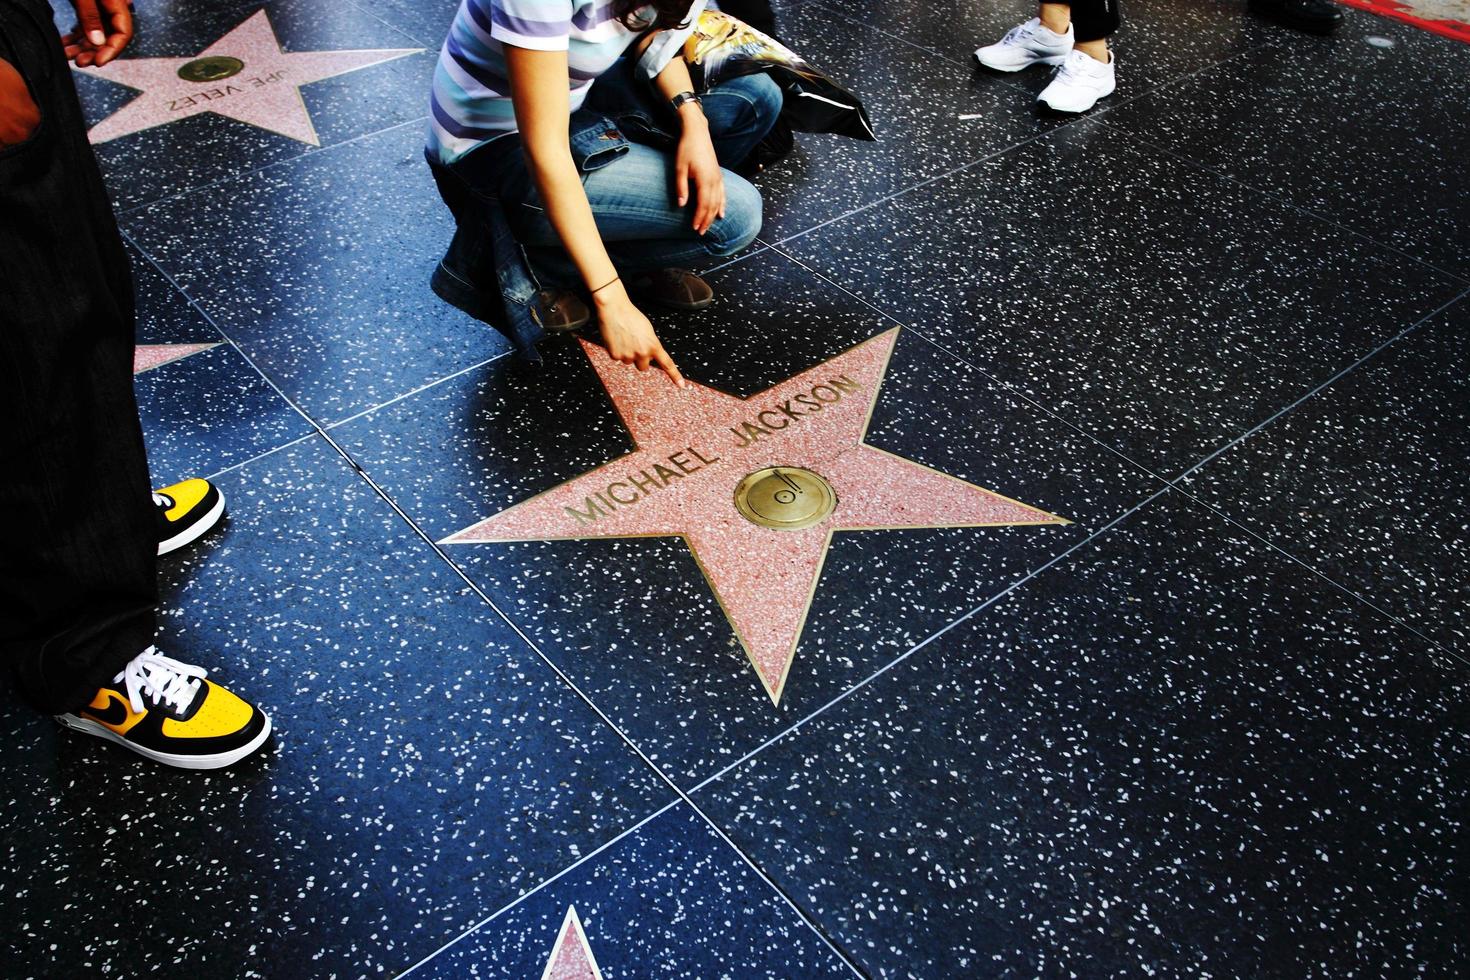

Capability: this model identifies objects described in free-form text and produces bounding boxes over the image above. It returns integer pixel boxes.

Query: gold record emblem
[734,466,837,531]
[176,56,246,83]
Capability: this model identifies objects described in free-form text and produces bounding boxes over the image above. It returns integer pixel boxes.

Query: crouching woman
[425,0,782,386]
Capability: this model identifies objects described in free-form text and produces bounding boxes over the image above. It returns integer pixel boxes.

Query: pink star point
[540,906,605,980]
[133,342,220,374]
[78,9,420,146]
[445,329,1067,704]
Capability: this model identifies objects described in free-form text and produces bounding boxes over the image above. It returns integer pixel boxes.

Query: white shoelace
[1054,50,1101,82]
[114,646,207,715]
[1000,23,1033,45]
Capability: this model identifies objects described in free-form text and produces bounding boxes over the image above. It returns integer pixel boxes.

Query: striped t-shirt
[428,0,701,164]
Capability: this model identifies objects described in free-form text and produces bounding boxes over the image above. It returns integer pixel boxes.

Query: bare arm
[505,45,685,386]
[641,33,725,234]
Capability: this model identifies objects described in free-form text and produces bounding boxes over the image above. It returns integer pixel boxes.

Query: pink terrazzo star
[540,907,605,980]
[134,343,219,374]
[443,329,1068,704]
[78,9,420,145]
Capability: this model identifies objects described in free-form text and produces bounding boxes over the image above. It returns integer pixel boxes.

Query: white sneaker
[974,17,1073,72]
[1037,49,1116,114]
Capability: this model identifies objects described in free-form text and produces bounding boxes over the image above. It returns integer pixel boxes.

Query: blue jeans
[443,66,781,288]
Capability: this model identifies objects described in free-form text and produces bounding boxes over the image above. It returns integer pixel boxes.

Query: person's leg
[0,2,157,715]
[1064,0,1120,61]
[428,135,594,337]
[1036,0,1119,113]
[539,70,776,274]
[584,55,783,172]
[1038,2,1072,35]
[441,66,770,313]
[512,142,763,280]
[699,71,783,170]
[0,2,270,771]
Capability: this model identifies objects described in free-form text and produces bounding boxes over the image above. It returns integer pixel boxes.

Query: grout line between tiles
[124,235,520,468]
[203,431,322,484]
[395,799,684,976]
[339,0,436,47]
[1167,483,1470,669]
[765,125,1070,252]
[760,37,1271,256]
[803,0,974,67]
[309,429,867,979]
[688,483,1174,796]
[124,231,327,436]
[1167,287,1470,485]
[768,240,1173,470]
[1100,123,1470,286]
[768,242,1468,664]
[115,115,430,219]
[324,352,510,432]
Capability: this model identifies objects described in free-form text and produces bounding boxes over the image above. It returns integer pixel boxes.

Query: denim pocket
[568,110,630,173]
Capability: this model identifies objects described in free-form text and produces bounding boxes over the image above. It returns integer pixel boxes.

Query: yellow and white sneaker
[154,477,226,556]
[56,647,271,770]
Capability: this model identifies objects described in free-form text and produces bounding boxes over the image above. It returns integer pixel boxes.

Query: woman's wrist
[590,276,630,308]
[677,101,708,133]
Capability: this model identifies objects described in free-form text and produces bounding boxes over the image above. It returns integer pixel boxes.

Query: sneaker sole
[973,52,1067,72]
[55,711,272,770]
[157,489,227,557]
[1037,84,1116,115]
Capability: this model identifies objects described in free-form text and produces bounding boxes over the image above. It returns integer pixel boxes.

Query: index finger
[653,343,686,389]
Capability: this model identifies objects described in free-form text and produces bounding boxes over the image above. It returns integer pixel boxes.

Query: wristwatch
[670,90,703,112]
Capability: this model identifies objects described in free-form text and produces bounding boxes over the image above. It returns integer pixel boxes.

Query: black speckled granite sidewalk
[2,0,1465,976]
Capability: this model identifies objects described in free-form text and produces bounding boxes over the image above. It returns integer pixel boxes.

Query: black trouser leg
[0,0,157,714]
[1064,0,1122,43]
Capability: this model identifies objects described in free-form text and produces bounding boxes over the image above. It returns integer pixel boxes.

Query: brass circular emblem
[734,467,837,531]
[177,56,245,83]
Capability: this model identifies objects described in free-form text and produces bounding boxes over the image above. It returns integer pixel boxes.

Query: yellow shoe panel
[161,682,255,738]
[157,478,211,522]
